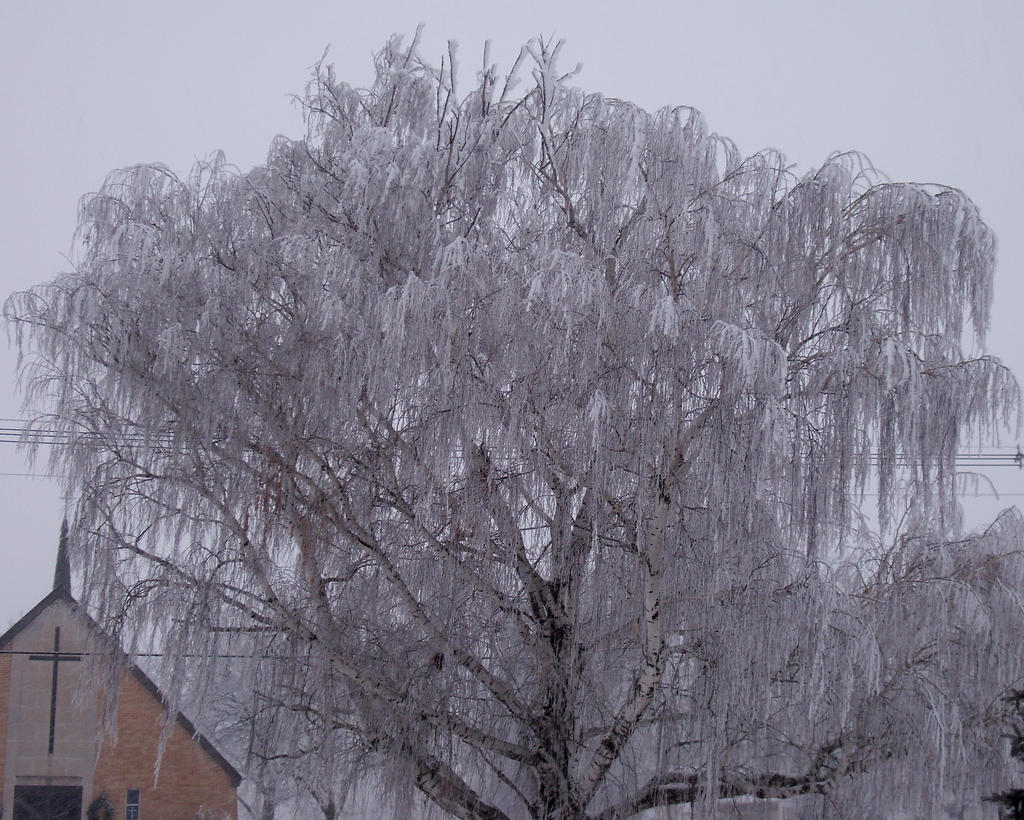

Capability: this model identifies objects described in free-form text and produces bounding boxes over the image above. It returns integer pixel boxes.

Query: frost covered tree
[8,33,1024,819]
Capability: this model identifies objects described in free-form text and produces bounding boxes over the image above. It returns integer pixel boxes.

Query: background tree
[8,33,1024,819]
[987,690,1024,818]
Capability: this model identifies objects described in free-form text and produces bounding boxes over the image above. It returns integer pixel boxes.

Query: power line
[0,650,262,659]
[0,419,1022,468]
[0,422,174,447]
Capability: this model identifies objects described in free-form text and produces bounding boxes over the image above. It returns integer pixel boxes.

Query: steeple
[53,519,71,593]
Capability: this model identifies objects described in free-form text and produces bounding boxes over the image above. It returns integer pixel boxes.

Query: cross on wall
[29,626,82,754]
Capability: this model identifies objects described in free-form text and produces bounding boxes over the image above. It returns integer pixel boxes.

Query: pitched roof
[0,589,242,788]
[0,585,76,645]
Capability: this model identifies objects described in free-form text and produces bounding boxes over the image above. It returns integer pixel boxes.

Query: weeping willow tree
[8,33,1024,819]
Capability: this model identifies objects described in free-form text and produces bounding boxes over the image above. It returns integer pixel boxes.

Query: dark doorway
[13,785,82,820]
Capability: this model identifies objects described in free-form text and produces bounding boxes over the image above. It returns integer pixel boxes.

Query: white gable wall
[2,598,98,818]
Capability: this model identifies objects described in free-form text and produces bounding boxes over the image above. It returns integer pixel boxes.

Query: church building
[0,527,240,819]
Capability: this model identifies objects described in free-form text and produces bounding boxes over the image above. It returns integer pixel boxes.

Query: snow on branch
[5,32,1024,820]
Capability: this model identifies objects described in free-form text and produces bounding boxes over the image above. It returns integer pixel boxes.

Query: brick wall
[92,670,237,820]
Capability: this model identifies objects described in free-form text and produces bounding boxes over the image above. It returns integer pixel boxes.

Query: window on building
[126,789,141,820]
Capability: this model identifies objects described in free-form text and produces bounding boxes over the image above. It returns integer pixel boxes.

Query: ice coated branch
[8,31,1024,820]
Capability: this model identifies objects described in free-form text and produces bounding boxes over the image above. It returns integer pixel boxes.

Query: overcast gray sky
[1,0,1022,627]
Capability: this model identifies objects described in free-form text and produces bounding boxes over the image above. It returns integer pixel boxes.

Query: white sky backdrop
[1,0,1022,627]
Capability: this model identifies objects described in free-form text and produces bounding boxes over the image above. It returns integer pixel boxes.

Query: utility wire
[0,419,1023,467]
[0,650,260,659]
